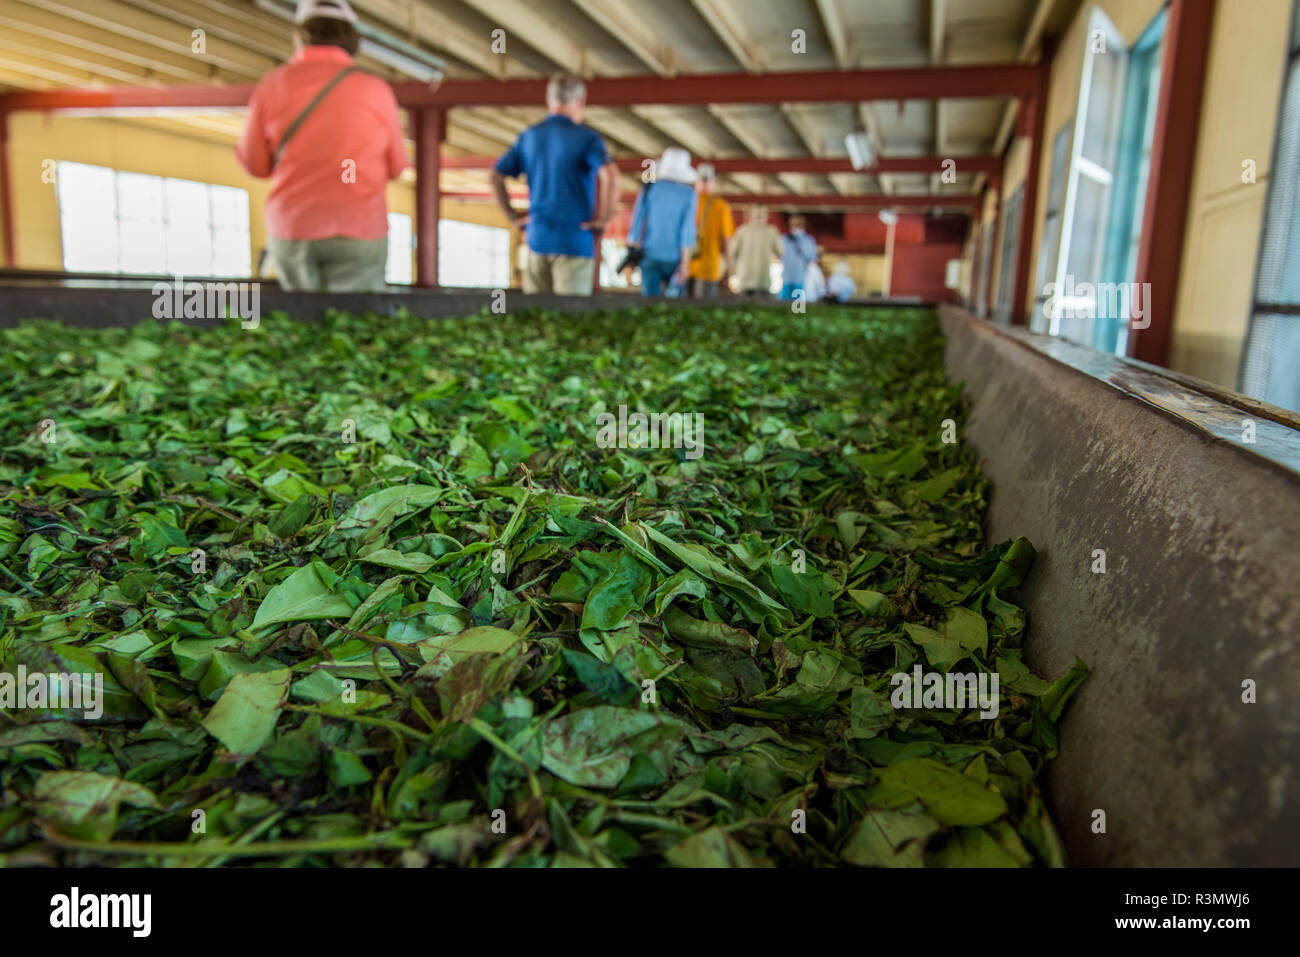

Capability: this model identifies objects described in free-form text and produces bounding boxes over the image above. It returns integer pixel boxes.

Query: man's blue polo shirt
[495,115,611,258]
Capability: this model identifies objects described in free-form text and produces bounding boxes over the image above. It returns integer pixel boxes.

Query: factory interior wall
[4,112,518,283]
[1168,0,1293,390]
[973,0,1290,394]
[979,0,1164,325]
[892,243,963,302]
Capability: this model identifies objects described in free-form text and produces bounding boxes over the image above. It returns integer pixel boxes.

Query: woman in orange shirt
[686,163,735,297]
[236,0,409,292]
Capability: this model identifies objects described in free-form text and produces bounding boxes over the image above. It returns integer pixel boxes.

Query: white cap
[295,0,358,24]
[697,163,717,181]
[657,147,696,184]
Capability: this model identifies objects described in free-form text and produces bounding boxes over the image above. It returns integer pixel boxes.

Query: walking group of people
[236,0,859,303]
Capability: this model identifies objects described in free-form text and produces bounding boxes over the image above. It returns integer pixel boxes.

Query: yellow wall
[823,253,887,296]
[1169,0,1292,388]
[6,112,515,279]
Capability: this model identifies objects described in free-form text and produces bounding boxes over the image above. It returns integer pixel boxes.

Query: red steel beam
[1128,0,1215,366]
[395,65,1039,107]
[413,107,443,288]
[442,190,979,210]
[1009,42,1052,326]
[0,84,257,111]
[442,154,1003,176]
[0,64,1038,113]
[717,192,980,209]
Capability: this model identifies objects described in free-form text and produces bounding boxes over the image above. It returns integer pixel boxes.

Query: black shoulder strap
[272,66,359,170]
[636,182,653,243]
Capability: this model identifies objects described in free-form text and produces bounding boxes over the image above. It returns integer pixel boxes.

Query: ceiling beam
[995,0,1056,155]
[930,0,946,195]
[444,189,981,210]
[687,0,761,71]
[440,153,1001,175]
[569,0,675,75]
[0,63,1042,112]
[815,0,850,68]
[13,0,272,79]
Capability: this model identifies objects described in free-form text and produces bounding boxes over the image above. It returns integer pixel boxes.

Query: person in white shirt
[804,252,826,303]
[827,260,857,302]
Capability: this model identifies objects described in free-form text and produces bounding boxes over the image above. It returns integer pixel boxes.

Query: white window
[437,220,510,288]
[994,185,1024,324]
[386,212,413,285]
[1045,9,1128,340]
[975,222,994,317]
[55,161,250,277]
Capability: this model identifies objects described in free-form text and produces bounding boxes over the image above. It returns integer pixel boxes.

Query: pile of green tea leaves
[0,303,1085,867]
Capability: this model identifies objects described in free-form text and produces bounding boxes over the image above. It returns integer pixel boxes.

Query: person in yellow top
[686,163,735,297]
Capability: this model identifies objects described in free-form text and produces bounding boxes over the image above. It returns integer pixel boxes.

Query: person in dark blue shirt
[491,73,620,295]
[626,147,697,297]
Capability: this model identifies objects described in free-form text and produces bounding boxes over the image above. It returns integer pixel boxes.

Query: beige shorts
[524,252,595,295]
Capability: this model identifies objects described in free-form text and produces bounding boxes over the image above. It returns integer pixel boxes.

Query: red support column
[1010,44,1052,326]
[0,109,15,268]
[413,107,443,288]
[1128,0,1216,366]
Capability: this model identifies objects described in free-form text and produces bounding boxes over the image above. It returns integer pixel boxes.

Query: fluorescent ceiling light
[844,131,875,170]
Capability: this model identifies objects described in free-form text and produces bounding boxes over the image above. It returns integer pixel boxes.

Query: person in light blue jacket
[779,214,819,299]
[626,147,698,297]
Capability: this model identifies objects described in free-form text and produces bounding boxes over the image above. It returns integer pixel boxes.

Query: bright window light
[386,212,413,284]
[438,220,510,288]
[55,161,251,277]
[599,238,630,288]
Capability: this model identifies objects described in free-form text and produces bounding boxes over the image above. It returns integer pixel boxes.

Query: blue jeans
[641,258,680,297]
[780,281,803,300]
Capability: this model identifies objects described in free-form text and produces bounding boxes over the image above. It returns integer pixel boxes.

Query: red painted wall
[890,242,962,302]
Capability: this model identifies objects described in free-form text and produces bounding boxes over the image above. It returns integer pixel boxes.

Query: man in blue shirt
[780,214,819,300]
[491,74,620,295]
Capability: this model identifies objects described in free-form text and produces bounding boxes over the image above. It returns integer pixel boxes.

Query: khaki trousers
[268,235,388,293]
[524,252,595,295]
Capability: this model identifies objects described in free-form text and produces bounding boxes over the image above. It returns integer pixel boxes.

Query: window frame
[1238,0,1300,411]
[1049,7,1129,336]
[994,184,1024,324]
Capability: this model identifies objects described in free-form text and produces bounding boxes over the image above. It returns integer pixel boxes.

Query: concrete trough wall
[0,280,924,329]
[940,305,1300,866]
